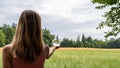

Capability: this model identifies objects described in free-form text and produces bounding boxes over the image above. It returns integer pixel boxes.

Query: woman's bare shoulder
[2,44,12,54]
[43,44,49,50]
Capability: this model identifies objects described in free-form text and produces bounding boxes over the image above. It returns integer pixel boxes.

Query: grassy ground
[45,49,120,68]
[0,48,120,68]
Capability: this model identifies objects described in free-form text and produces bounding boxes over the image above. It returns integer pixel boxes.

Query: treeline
[0,23,120,48]
[60,35,107,48]
[0,24,15,46]
[60,35,120,48]
[0,23,55,47]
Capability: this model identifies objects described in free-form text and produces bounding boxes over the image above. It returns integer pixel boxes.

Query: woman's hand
[46,45,60,59]
[53,46,60,49]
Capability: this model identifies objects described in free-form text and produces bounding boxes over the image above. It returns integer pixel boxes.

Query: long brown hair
[12,10,44,63]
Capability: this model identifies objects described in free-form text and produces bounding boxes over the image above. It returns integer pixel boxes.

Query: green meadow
[1,49,120,68]
[45,49,120,68]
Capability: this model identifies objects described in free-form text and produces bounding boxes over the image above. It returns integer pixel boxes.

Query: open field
[0,48,120,68]
[46,48,120,68]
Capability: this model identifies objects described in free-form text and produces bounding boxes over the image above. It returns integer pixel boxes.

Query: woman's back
[12,45,47,68]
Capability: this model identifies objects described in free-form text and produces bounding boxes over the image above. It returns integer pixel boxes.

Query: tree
[43,28,55,46]
[76,35,83,47]
[107,38,120,48]
[92,0,120,37]
[82,34,86,47]
[113,38,120,48]
[69,39,76,47]
[1,24,15,44]
[60,38,70,47]
[0,29,5,47]
[86,37,93,47]
[12,22,17,28]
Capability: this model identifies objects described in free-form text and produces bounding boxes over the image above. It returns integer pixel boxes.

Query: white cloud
[40,0,106,23]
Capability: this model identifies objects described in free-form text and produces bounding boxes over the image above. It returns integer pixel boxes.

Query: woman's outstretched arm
[46,46,59,59]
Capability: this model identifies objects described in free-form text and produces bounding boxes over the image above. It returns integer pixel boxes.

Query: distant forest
[0,23,120,48]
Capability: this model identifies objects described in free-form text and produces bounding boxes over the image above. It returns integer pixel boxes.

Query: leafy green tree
[1,24,15,44]
[92,0,120,37]
[87,37,93,42]
[76,35,83,47]
[107,38,120,48]
[69,39,75,47]
[12,22,17,28]
[113,38,120,48]
[107,38,115,48]
[86,37,93,47]
[60,38,70,47]
[93,39,107,48]
[86,41,92,48]
[43,28,55,46]
[0,29,5,47]
[82,34,86,47]
[60,38,76,47]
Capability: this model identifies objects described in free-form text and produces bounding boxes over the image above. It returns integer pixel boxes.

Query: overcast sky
[0,0,111,40]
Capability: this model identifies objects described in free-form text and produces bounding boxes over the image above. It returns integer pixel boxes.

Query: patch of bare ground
[57,48,120,51]
[0,48,2,53]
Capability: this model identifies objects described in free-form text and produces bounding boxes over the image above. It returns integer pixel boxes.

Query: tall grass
[45,49,120,68]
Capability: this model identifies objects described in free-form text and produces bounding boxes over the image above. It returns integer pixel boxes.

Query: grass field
[45,48,120,68]
[0,48,120,68]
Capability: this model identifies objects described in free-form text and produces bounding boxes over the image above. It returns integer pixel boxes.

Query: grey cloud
[0,0,43,8]
[0,0,44,25]
[41,14,105,40]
